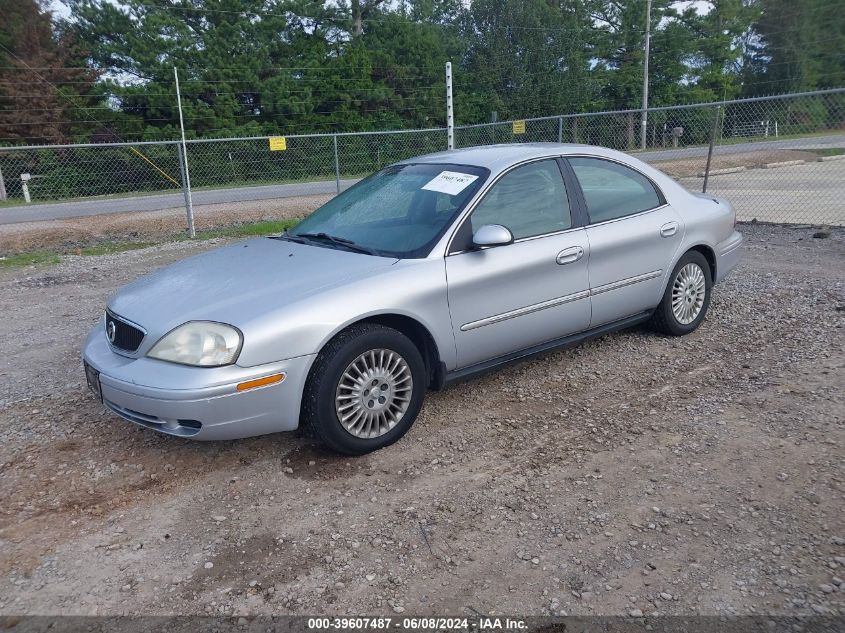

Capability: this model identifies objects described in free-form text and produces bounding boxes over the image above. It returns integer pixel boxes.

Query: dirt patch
[0,194,330,254]
[653,149,827,177]
[0,224,843,617]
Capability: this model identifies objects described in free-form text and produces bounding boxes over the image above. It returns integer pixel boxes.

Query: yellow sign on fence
[269,136,287,151]
[512,120,526,134]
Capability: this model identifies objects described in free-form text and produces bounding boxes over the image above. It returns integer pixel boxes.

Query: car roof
[399,142,606,173]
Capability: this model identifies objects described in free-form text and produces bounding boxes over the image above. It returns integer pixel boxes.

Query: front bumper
[715,230,743,284]
[82,324,315,440]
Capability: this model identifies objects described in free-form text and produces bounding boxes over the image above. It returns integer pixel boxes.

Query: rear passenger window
[469,159,571,239]
[569,157,663,223]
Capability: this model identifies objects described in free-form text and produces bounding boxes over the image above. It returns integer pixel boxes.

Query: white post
[0,164,7,201]
[445,61,455,150]
[775,120,779,138]
[20,173,31,203]
[174,66,196,238]
[640,0,652,150]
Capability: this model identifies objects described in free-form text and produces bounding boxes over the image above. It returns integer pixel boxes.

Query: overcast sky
[49,0,70,19]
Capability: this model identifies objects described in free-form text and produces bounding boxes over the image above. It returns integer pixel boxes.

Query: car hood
[107,237,398,331]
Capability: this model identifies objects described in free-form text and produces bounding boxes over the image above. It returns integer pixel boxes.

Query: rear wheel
[651,250,712,336]
[301,324,426,455]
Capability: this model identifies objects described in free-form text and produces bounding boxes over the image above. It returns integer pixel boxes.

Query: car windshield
[286,163,489,258]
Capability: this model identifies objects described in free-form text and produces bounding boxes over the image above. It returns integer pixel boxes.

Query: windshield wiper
[275,230,308,244]
[293,232,379,256]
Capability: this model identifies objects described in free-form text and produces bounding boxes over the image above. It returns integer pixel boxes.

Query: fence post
[333,134,341,194]
[702,105,721,194]
[174,67,196,238]
[557,116,563,143]
[0,164,6,201]
[641,0,652,150]
[176,143,194,223]
[445,61,454,150]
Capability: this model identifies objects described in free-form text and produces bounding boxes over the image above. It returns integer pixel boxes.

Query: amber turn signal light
[236,373,285,392]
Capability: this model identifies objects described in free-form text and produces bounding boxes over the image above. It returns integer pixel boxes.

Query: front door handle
[556,246,584,265]
[660,222,679,238]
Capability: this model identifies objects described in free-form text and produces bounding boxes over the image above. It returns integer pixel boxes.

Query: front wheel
[651,251,712,336]
[301,324,426,455]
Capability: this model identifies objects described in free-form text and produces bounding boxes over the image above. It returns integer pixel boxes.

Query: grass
[77,242,154,256]
[0,252,62,268]
[187,218,299,240]
[0,218,301,269]
[803,147,845,157]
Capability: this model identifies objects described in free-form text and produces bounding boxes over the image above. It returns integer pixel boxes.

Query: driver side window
[469,159,572,240]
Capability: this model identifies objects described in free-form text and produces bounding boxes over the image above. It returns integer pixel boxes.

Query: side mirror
[472,224,514,248]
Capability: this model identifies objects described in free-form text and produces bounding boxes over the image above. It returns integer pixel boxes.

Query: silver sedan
[83,143,743,454]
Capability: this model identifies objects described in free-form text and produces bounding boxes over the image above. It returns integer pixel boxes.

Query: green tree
[14,0,831,144]
[62,0,457,137]
[458,0,596,123]
[672,0,760,102]
[64,0,296,138]
[588,0,699,110]
[743,0,845,95]
[0,0,97,144]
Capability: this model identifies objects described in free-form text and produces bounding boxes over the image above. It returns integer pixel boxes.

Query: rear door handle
[660,222,679,238]
[556,246,584,265]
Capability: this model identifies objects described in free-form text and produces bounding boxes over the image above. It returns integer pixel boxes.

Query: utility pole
[640,0,652,151]
[174,66,196,238]
[445,61,455,150]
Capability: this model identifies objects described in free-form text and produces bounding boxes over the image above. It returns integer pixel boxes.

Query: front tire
[301,323,426,455]
[651,250,712,336]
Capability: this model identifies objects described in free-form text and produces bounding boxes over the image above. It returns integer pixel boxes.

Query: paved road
[635,132,845,162]
[680,158,844,225]
[0,179,358,225]
[1,133,843,225]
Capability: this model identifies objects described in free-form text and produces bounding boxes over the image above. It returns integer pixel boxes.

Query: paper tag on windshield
[421,171,479,196]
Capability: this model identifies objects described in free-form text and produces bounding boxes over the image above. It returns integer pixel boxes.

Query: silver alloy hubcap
[335,349,413,439]
[671,262,706,325]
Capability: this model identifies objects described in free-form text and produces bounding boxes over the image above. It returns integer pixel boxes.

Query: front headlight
[147,322,242,367]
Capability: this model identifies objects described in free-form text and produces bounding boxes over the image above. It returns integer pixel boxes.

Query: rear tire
[301,323,426,455]
[651,250,712,336]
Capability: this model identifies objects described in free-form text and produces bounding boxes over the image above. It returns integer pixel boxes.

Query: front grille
[105,311,145,352]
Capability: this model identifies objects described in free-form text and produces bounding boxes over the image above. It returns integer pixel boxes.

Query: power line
[737,72,845,90]
[1,118,176,127]
[0,64,443,72]
[0,86,444,106]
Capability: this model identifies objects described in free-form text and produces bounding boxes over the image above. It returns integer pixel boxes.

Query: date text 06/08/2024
[306,617,527,630]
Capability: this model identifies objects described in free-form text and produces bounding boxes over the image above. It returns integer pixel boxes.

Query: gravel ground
[0,224,843,617]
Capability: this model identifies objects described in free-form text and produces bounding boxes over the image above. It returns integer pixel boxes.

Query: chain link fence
[0,88,843,231]
[566,89,845,226]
